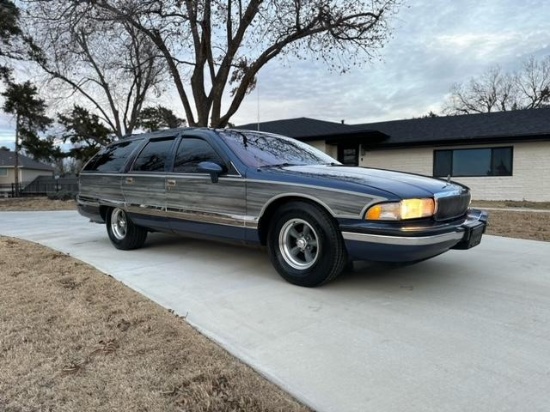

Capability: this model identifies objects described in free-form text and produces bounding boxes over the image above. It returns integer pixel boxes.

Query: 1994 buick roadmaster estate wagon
[77,128,488,287]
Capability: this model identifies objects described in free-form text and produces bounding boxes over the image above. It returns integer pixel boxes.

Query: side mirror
[197,161,224,183]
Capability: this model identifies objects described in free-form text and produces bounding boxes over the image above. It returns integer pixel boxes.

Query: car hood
[265,165,467,198]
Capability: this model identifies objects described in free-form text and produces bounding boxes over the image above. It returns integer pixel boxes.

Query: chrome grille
[435,193,471,221]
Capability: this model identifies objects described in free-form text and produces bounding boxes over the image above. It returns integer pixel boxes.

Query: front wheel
[267,202,347,287]
[106,207,147,250]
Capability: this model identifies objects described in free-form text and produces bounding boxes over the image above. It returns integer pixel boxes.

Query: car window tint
[83,139,143,172]
[131,138,175,172]
[173,138,223,173]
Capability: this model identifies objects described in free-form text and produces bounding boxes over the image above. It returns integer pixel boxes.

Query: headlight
[365,198,435,221]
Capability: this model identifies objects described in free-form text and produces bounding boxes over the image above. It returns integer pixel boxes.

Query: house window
[434,147,513,177]
[337,144,359,166]
[0,168,7,176]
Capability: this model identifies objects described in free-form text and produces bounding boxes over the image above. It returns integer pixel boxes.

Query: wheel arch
[257,194,336,246]
[99,205,110,222]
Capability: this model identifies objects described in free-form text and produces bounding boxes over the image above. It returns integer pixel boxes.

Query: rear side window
[83,139,142,172]
[131,138,175,172]
[173,138,224,173]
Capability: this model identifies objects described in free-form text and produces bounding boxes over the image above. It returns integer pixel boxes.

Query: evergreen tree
[136,106,186,132]
[0,0,22,80]
[57,105,113,162]
[2,81,53,193]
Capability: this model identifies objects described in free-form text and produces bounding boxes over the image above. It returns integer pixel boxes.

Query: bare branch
[444,56,550,114]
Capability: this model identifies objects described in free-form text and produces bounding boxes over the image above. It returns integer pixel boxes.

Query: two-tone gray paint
[78,172,384,233]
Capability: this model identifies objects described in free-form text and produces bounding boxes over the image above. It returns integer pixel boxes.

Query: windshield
[218,130,340,168]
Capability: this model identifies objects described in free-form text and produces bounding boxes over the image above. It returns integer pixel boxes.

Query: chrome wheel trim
[279,218,320,270]
[111,208,128,240]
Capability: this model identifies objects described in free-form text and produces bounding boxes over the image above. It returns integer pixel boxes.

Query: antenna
[256,77,260,131]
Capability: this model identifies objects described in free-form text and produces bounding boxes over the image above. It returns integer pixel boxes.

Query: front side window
[0,168,7,176]
[219,130,339,168]
[434,147,513,177]
[83,139,143,172]
[173,138,224,173]
[131,138,175,172]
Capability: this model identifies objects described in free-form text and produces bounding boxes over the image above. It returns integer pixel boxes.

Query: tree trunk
[14,113,20,197]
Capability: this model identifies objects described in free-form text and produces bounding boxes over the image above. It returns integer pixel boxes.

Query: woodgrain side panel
[246,180,381,220]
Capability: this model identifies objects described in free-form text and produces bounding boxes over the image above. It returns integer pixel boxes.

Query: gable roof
[0,150,54,171]
[355,107,550,147]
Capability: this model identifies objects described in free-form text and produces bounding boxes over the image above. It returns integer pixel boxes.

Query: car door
[122,136,177,231]
[165,135,247,241]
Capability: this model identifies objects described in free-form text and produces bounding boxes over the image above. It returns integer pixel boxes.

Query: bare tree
[53,0,400,128]
[444,56,550,114]
[23,1,167,137]
[515,56,550,109]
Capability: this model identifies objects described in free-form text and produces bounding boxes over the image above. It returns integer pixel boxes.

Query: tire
[106,207,148,250]
[267,202,348,287]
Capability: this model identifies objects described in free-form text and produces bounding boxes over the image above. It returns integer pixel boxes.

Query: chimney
[341,119,345,124]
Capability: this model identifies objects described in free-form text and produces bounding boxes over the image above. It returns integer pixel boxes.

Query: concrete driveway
[1,210,549,412]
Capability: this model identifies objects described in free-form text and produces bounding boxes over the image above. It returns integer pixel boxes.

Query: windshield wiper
[258,162,305,169]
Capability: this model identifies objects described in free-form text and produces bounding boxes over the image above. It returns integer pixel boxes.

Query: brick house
[238,107,550,201]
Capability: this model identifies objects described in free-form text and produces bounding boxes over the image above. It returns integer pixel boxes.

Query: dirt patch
[0,236,309,412]
[469,200,550,242]
[485,210,550,242]
[0,197,76,211]
[472,200,550,210]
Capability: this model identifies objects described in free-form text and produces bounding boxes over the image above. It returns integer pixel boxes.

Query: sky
[1,0,549,148]
[231,0,550,125]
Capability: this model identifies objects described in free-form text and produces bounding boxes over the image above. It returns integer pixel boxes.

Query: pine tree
[2,81,53,194]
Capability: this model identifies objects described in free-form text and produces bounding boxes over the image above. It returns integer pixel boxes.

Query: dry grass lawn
[0,236,309,412]
[0,197,76,211]
[470,201,550,242]
[1,197,548,411]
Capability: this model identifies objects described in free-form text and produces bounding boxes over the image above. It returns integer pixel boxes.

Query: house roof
[0,150,54,171]
[237,117,389,144]
[356,107,550,147]
[237,117,363,138]
[239,108,550,148]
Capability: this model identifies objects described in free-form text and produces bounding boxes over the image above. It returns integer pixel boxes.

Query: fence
[0,176,79,198]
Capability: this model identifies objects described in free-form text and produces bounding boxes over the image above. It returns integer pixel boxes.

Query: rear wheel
[267,202,347,287]
[106,207,147,250]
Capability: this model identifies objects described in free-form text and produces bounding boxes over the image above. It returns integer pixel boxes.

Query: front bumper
[340,209,488,262]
